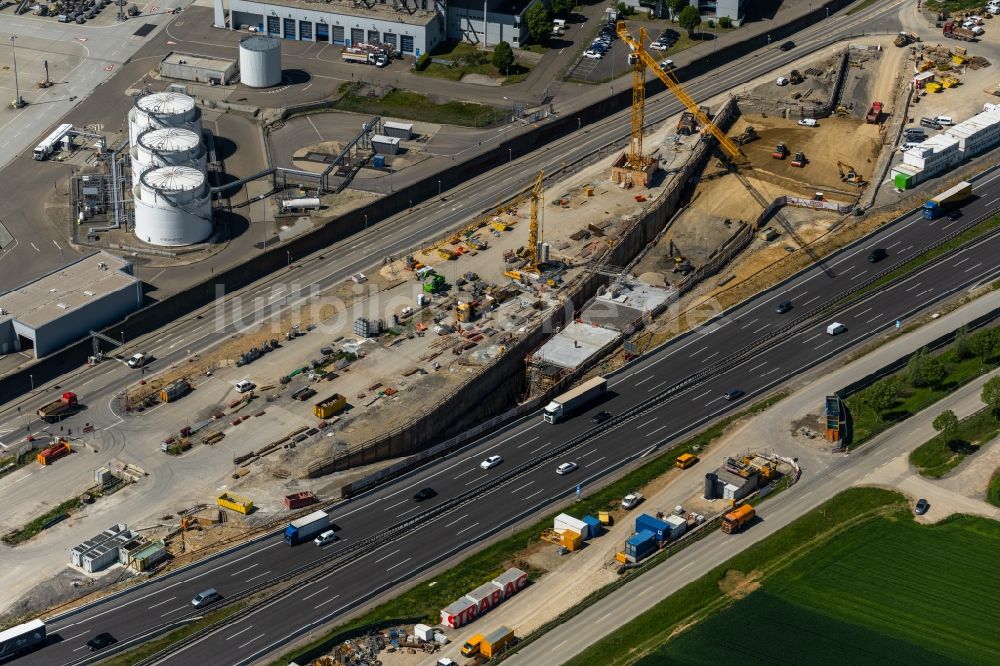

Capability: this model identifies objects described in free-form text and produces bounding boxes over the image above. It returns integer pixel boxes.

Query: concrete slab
[531,321,619,370]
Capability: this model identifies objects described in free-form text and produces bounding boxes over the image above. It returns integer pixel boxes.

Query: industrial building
[892,107,1000,189]
[689,0,746,23]
[217,0,541,52]
[70,524,139,574]
[0,252,139,358]
[159,52,239,85]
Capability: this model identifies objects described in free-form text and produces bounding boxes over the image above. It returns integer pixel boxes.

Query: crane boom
[616,21,745,162]
[629,27,647,166]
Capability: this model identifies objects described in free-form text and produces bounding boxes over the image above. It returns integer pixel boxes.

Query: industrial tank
[239,35,282,88]
[133,165,212,247]
[128,91,202,147]
[131,127,206,176]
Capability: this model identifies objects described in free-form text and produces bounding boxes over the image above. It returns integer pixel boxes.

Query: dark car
[413,487,437,501]
[914,498,930,515]
[87,633,116,651]
[723,389,745,401]
[591,410,612,424]
[779,40,796,51]
[774,300,793,314]
[867,248,888,263]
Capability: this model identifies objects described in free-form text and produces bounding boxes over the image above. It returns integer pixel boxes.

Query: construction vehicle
[455,301,477,323]
[941,75,960,88]
[923,181,972,219]
[467,235,487,250]
[676,111,697,135]
[894,31,918,46]
[734,125,758,145]
[944,21,976,41]
[926,81,943,93]
[772,142,789,159]
[37,391,81,422]
[676,453,699,469]
[835,105,849,117]
[866,101,883,124]
[721,504,755,534]
[504,171,545,282]
[461,626,515,658]
[37,439,71,465]
[342,49,389,67]
[423,274,446,293]
[789,69,804,84]
[159,380,190,403]
[791,151,807,167]
[836,161,865,185]
[616,21,745,166]
[437,247,456,260]
[37,60,53,88]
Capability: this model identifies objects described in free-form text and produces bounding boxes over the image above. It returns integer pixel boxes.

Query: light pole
[286,251,291,267]
[10,36,24,109]
[364,213,368,231]
[508,148,512,164]
[28,374,33,391]
[438,179,441,196]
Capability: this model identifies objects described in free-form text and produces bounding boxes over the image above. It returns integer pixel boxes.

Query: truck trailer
[923,181,972,219]
[36,391,80,422]
[0,619,46,659]
[342,50,388,67]
[32,123,72,160]
[543,376,607,423]
[461,625,515,658]
[284,510,330,545]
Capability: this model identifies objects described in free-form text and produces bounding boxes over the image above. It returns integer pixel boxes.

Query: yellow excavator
[836,161,865,186]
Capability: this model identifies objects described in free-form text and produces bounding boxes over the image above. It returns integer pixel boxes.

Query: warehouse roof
[0,251,135,329]
[244,0,439,26]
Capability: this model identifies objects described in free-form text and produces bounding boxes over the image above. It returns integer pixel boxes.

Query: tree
[616,1,631,17]
[982,376,1000,414]
[719,15,733,29]
[552,0,574,16]
[678,5,702,37]
[907,347,945,388]
[667,0,687,20]
[952,325,972,361]
[933,409,959,445]
[524,2,552,44]
[491,41,515,75]
[863,379,897,426]
[971,328,998,369]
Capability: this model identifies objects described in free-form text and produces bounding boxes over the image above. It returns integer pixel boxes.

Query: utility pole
[10,36,25,109]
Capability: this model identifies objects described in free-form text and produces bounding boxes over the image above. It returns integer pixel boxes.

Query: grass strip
[271,392,786,665]
[2,498,82,546]
[988,466,1000,507]
[910,408,1000,477]
[849,213,1000,303]
[102,604,243,666]
[847,0,882,14]
[335,86,503,128]
[564,487,910,666]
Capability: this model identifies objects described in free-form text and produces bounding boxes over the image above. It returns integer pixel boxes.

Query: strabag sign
[440,567,528,629]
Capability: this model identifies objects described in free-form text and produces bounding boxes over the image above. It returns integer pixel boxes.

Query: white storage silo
[133,165,213,247]
[128,92,202,147]
[239,35,282,88]
[131,127,206,176]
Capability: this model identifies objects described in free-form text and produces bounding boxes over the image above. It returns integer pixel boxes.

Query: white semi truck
[543,376,608,423]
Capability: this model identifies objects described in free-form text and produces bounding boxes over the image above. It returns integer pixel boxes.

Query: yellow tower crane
[528,170,543,271]
[615,21,746,164]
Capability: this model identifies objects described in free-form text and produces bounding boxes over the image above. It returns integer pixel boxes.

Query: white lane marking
[374,549,400,564]
[465,474,488,486]
[747,361,767,372]
[161,606,187,617]
[516,436,540,449]
[647,381,667,392]
[702,351,719,361]
[954,257,969,267]
[646,425,667,437]
[866,313,883,324]
[523,489,544,500]
[226,625,256,640]
[30,242,39,252]
[314,594,342,609]
[386,557,413,571]
[232,564,258,576]
[237,632,266,649]
[579,448,598,458]
[800,295,820,307]
[456,522,481,535]
[63,630,90,641]
[453,467,477,479]
[444,513,469,528]
[587,456,606,466]
[382,499,408,511]
[634,375,654,386]
[690,388,712,401]
[802,332,822,343]
[905,282,921,292]
[300,586,328,602]
[753,324,770,334]
[147,597,176,609]
[740,317,758,329]
[965,262,983,273]
[635,417,658,429]
[689,347,707,357]
[510,481,534,493]
[851,269,868,280]
[855,307,872,317]
[245,571,271,582]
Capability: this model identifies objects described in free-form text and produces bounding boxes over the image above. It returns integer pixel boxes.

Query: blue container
[625,530,656,562]
[582,515,602,539]
[373,154,385,168]
[635,514,670,542]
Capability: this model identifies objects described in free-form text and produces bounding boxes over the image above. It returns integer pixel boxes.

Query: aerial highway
[20,165,1000,664]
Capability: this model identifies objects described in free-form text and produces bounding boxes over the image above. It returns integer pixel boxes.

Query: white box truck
[284,510,330,545]
[543,376,607,423]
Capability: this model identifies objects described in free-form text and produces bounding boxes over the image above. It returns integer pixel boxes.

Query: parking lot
[566,23,678,84]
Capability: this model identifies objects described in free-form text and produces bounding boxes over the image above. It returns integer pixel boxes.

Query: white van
[552,18,566,28]
[826,322,847,336]
[797,118,817,127]
[934,116,954,126]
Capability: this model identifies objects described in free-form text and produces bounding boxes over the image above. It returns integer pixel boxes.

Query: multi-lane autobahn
[20,160,1000,665]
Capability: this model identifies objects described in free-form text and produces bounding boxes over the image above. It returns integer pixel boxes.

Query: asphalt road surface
[15,161,1000,665]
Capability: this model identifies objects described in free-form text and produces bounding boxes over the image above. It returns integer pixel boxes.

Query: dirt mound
[718,569,762,600]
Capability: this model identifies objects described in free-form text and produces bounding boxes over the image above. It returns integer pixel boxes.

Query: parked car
[723,389,745,401]
[413,487,437,501]
[314,529,337,545]
[87,633,117,651]
[480,455,503,470]
[774,300,793,314]
[797,118,818,127]
[867,248,888,263]
[659,59,674,69]
[234,379,255,393]
[556,462,578,475]
[649,40,669,51]
[776,76,789,86]
[583,49,603,59]
[591,410,612,424]
[914,498,930,515]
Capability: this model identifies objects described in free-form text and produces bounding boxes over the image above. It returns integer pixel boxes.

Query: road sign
[575,483,581,497]
[895,320,901,329]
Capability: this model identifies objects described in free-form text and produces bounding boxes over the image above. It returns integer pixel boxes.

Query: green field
[569,489,1000,665]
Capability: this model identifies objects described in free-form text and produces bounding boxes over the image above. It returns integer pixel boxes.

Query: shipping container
[560,529,583,551]
[159,380,190,403]
[441,597,477,629]
[635,513,670,542]
[554,513,589,538]
[217,492,254,514]
[625,529,656,562]
[312,393,347,419]
[582,515,602,538]
[283,491,318,510]
[664,514,687,539]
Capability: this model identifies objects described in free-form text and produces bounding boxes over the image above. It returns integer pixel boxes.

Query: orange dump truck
[721,505,755,534]
[37,440,71,465]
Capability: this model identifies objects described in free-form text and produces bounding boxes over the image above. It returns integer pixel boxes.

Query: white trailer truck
[543,376,608,423]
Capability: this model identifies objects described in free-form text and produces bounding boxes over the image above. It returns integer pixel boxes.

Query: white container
[134,166,212,247]
[240,35,282,88]
[554,513,589,538]
[414,624,434,642]
[128,91,200,147]
[132,127,205,175]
